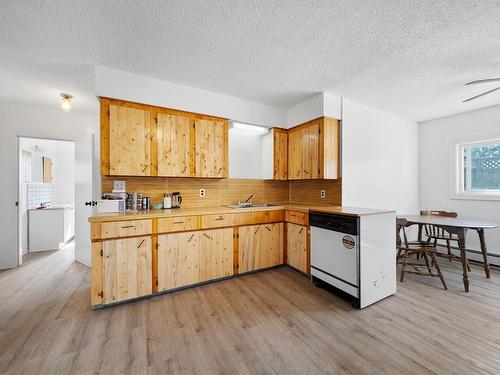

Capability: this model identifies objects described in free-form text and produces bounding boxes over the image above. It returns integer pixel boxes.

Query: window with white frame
[455,138,500,199]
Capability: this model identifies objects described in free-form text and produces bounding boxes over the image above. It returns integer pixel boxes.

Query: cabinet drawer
[285,210,308,225]
[158,216,199,233]
[101,219,153,239]
[201,213,236,229]
[253,210,285,224]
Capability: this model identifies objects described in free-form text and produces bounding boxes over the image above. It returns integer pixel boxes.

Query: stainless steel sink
[226,203,278,209]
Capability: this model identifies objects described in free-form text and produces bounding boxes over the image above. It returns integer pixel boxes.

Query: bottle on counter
[163,193,172,209]
[137,193,143,210]
[142,196,150,210]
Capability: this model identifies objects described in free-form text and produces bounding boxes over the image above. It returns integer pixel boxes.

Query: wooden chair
[420,210,470,271]
[397,218,447,290]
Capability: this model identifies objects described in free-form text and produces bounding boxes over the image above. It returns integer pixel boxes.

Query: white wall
[228,128,265,179]
[420,105,500,263]
[95,66,286,128]
[55,141,75,204]
[342,98,419,214]
[286,92,342,128]
[0,101,98,269]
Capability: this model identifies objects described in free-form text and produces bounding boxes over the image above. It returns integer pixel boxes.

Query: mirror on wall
[22,149,52,183]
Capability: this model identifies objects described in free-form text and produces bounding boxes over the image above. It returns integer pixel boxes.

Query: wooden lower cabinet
[157,228,233,292]
[239,223,283,273]
[287,223,308,273]
[102,236,152,304]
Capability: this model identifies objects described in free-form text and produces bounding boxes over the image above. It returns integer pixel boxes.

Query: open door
[74,134,97,267]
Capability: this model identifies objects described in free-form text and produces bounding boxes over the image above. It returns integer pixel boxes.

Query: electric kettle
[172,192,182,208]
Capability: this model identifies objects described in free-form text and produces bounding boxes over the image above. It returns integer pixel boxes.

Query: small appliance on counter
[96,199,125,213]
[163,193,172,209]
[171,192,182,208]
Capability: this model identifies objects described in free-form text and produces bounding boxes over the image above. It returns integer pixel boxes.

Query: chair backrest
[420,210,458,218]
[396,218,409,248]
[420,210,457,237]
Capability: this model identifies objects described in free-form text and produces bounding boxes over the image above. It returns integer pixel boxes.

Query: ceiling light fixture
[60,93,73,112]
[231,121,269,134]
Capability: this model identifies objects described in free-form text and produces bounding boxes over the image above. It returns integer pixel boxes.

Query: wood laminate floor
[1,244,500,375]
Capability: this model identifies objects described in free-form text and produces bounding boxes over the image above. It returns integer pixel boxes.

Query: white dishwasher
[310,212,360,301]
[310,209,397,309]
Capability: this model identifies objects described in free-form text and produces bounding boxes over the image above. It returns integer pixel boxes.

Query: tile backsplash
[27,183,54,209]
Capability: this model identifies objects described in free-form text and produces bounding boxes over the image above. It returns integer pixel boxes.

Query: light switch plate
[199,188,206,197]
[320,190,326,198]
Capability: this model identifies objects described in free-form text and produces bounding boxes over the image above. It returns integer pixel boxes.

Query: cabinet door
[157,231,200,291]
[109,105,151,176]
[102,236,152,304]
[288,128,302,180]
[306,121,320,179]
[239,225,262,273]
[239,223,283,273]
[287,223,308,273]
[273,129,288,180]
[157,113,191,177]
[199,228,233,281]
[195,119,228,177]
[260,223,284,268]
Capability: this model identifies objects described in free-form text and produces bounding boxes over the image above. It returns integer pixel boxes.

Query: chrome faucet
[239,193,256,205]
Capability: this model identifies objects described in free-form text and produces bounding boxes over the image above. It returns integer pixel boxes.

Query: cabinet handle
[142,165,149,172]
[299,228,304,234]
[215,215,224,221]
[296,170,300,177]
[173,221,184,224]
[265,226,271,231]
[217,167,222,174]
[303,169,310,175]
[137,239,145,248]
[121,225,136,229]
[254,226,260,234]
[181,166,187,173]
[188,234,194,243]
[203,233,212,239]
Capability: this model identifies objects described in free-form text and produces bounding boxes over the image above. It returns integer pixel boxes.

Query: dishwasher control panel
[309,212,358,235]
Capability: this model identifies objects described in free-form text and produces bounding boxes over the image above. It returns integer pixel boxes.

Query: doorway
[18,137,75,264]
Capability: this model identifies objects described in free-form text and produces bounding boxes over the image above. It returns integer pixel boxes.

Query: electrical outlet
[320,190,326,198]
[199,188,206,197]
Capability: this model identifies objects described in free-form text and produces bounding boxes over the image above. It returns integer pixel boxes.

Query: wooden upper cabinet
[101,98,228,178]
[288,117,340,180]
[194,119,228,178]
[273,129,288,180]
[108,104,151,176]
[157,113,192,177]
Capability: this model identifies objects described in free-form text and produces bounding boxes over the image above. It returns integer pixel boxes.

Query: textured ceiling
[1,0,500,121]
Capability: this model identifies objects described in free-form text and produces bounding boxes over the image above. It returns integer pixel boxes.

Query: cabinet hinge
[99,291,103,298]
[155,242,159,249]
[100,249,103,257]
[155,280,158,286]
